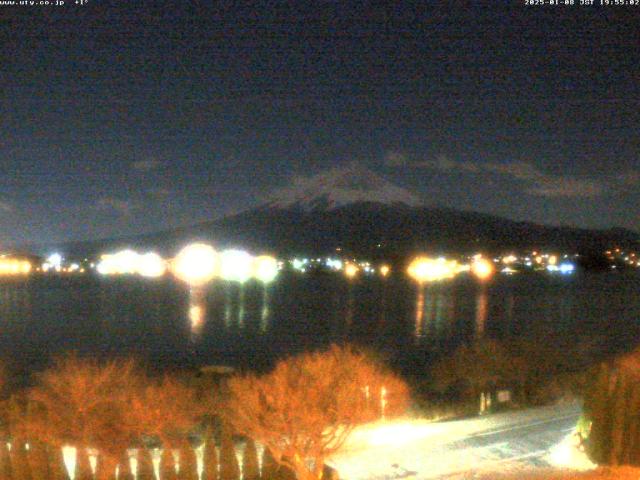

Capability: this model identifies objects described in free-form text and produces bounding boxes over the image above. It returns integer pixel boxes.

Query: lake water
[0,271,639,376]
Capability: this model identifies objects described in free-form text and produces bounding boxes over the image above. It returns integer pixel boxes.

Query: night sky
[1,2,639,245]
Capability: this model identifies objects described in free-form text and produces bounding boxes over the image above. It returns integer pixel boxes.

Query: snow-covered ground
[329,402,590,479]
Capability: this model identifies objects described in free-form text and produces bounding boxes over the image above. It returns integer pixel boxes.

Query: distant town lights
[344,263,359,279]
[379,264,391,277]
[325,258,343,271]
[471,258,494,281]
[219,249,253,283]
[253,255,279,283]
[0,259,32,275]
[137,252,167,278]
[292,258,308,271]
[96,249,166,278]
[172,243,219,286]
[558,262,575,274]
[96,252,134,275]
[502,255,517,265]
[407,256,459,283]
[46,253,63,268]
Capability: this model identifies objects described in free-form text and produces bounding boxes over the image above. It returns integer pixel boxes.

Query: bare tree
[432,339,516,408]
[222,344,409,480]
[125,374,206,450]
[26,354,141,479]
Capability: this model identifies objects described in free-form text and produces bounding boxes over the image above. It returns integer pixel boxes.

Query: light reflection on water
[345,281,355,329]
[223,283,233,328]
[237,285,246,329]
[0,272,638,372]
[260,286,270,333]
[475,288,489,338]
[414,287,425,342]
[413,286,456,347]
[188,287,206,338]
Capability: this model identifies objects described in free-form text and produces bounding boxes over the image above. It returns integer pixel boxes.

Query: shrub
[222,344,409,480]
[26,354,140,477]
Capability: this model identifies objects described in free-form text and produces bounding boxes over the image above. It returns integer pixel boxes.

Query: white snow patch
[329,417,513,479]
[327,403,583,480]
[546,429,597,471]
[263,163,423,211]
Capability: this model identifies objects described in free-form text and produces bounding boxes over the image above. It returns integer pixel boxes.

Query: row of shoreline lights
[97,244,279,286]
[323,256,494,282]
[405,254,577,283]
[407,256,495,283]
[98,248,490,285]
[0,258,32,275]
[97,248,573,285]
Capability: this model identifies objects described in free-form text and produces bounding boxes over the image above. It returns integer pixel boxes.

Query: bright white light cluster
[136,253,167,278]
[42,253,85,274]
[97,244,280,285]
[291,258,309,272]
[172,244,279,286]
[0,258,32,275]
[344,263,359,278]
[359,261,375,274]
[172,243,219,286]
[219,249,253,283]
[325,258,343,271]
[547,262,575,274]
[407,257,463,283]
[42,253,63,272]
[253,255,279,283]
[470,257,494,280]
[97,250,166,278]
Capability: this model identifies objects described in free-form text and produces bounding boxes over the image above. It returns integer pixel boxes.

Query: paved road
[330,402,583,479]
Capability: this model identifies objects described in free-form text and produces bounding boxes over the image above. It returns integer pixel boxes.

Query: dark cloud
[95,197,133,216]
[384,151,410,168]
[147,187,172,200]
[525,177,603,198]
[395,156,614,198]
[617,171,640,187]
[131,160,165,172]
[0,200,14,213]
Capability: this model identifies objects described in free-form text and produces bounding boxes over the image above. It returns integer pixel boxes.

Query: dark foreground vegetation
[419,335,605,419]
[583,346,640,466]
[0,345,408,480]
[0,332,635,479]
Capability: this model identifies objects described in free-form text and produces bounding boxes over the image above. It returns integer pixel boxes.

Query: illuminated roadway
[330,402,583,479]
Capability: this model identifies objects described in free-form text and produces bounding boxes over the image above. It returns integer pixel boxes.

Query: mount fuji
[28,163,640,260]
[261,163,423,212]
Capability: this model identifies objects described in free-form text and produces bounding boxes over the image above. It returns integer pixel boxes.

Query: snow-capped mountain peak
[263,163,424,211]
